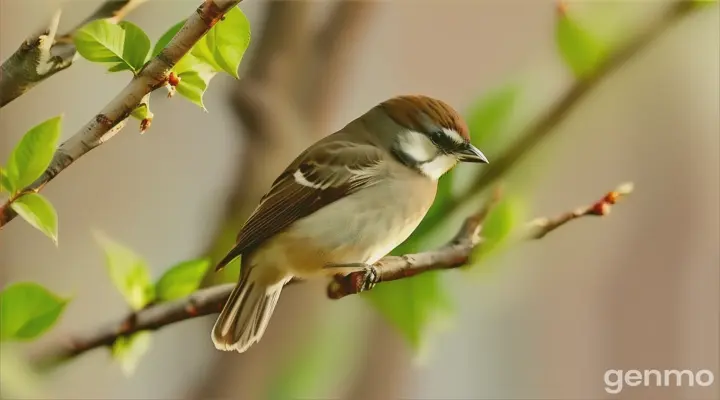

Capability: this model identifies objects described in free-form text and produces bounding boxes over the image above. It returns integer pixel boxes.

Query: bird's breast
[254,175,436,279]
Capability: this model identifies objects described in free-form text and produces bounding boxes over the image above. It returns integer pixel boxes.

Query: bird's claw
[358,264,379,292]
[325,262,380,294]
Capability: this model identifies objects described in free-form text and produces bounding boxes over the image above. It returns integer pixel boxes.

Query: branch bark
[0,0,148,108]
[35,183,631,367]
[0,0,244,228]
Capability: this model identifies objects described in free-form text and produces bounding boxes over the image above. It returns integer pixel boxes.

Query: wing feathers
[215,141,386,271]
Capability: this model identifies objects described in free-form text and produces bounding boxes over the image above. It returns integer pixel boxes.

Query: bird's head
[377,95,488,179]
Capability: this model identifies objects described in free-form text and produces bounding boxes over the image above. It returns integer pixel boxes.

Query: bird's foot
[325,262,380,296]
[356,264,379,292]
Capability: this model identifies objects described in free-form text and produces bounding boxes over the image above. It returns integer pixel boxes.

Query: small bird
[211,94,488,353]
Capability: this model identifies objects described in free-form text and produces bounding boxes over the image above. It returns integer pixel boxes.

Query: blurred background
[1,0,718,399]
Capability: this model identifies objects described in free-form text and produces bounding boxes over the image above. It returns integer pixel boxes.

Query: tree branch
[0,0,243,229]
[441,0,699,219]
[35,183,631,367]
[0,0,148,108]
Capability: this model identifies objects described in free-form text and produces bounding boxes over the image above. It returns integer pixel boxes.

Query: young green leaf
[5,116,61,192]
[471,196,525,264]
[155,258,210,301]
[0,282,69,341]
[111,331,152,376]
[188,36,224,72]
[10,193,59,245]
[364,273,451,348]
[267,313,357,400]
[130,103,152,121]
[556,7,607,78]
[74,20,151,72]
[0,168,11,193]
[467,84,520,152]
[204,7,251,78]
[118,21,151,70]
[74,20,127,67]
[96,234,155,310]
[175,66,215,110]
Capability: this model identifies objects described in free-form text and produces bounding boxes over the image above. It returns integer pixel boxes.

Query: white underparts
[418,154,458,180]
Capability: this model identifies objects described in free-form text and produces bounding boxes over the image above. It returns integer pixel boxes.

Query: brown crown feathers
[379,95,470,141]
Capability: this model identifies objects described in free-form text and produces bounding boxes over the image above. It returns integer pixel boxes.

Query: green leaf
[111,331,151,376]
[155,258,210,301]
[175,66,215,109]
[152,20,185,58]
[5,116,61,192]
[205,7,251,78]
[130,103,152,121]
[96,234,155,310]
[556,7,607,78]
[154,9,251,107]
[118,21,151,70]
[189,36,224,72]
[10,193,58,245]
[267,313,357,400]
[74,20,127,66]
[466,84,520,152]
[74,20,151,72]
[364,273,451,348]
[0,168,11,193]
[0,282,69,341]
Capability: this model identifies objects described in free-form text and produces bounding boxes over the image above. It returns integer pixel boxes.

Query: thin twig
[527,182,634,239]
[35,184,630,366]
[0,0,243,228]
[441,0,699,219]
[0,0,148,107]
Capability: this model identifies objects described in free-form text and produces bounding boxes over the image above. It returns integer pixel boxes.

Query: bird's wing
[215,140,386,271]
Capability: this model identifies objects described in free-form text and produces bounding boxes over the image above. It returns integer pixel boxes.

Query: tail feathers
[214,246,242,272]
[211,273,286,353]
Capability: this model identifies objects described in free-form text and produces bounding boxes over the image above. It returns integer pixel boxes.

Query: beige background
[1,0,718,399]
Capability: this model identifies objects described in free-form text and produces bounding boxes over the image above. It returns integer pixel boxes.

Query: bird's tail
[211,268,287,353]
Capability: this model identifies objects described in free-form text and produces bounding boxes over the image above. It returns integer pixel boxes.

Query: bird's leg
[324,262,379,292]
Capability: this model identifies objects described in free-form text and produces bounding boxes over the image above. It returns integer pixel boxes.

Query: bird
[211,94,488,353]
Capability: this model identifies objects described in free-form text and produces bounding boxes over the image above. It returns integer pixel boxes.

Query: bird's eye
[429,131,444,143]
[429,130,456,150]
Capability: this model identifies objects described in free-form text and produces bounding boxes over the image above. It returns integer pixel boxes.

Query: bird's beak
[457,144,489,163]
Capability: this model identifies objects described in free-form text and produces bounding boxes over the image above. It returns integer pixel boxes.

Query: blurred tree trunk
[188,2,394,399]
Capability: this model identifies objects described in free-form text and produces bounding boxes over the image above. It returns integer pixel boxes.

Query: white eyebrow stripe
[442,128,465,144]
